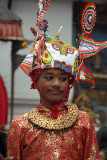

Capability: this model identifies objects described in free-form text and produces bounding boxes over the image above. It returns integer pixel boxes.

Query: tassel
[51,102,60,119]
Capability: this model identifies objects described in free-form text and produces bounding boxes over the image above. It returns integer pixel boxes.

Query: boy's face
[37,69,69,103]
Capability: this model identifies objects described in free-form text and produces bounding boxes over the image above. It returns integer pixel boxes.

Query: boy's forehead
[41,68,68,75]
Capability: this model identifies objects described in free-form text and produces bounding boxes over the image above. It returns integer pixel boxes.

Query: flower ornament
[39,19,48,33]
[22,42,28,48]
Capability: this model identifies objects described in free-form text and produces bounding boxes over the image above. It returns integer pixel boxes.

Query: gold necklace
[28,102,79,131]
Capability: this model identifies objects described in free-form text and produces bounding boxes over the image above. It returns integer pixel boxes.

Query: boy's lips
[48,89,63,94]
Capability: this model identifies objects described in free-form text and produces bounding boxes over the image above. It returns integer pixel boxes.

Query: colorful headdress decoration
[81,2,96,37]
[78,2,107,87]
[36,0,50,27]
[20,1,107,89]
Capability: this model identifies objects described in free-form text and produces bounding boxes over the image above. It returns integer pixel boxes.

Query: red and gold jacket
[7,102,101,160]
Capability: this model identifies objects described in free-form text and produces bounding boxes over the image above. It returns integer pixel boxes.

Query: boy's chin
[47,97,63,103]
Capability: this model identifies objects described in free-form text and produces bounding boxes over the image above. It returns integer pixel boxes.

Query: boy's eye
[60,77,68,81]
[43,76,68,81]
[43,76,53,80]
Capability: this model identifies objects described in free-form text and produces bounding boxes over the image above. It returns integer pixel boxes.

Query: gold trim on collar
[28,102,78,130]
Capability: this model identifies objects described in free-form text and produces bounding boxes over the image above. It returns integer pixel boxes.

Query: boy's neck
[40,97,60,111]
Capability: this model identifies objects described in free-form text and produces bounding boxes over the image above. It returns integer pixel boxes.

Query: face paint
[53,69,62,77]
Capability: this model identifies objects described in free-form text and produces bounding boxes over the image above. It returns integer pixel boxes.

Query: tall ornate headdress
[20,1,107,88]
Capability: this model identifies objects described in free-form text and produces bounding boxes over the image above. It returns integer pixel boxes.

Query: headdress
[20,1,107,88]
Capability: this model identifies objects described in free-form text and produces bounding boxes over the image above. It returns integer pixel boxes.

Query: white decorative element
[80,71,86,80]
[39,2,43,14]
[79,43,94,52]
[55,26,63,40]
[88,15,92,23]
[35,41,39,50]
[45,40,79,74]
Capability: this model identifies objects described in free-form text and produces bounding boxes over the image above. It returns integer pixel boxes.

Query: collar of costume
[28,102,79,130]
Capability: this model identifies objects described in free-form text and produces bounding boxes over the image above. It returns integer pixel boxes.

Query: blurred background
[0,0,107,132]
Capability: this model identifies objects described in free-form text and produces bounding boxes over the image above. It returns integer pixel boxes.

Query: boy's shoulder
[66,102,91,119]
[78,109,91,120]
[10,113,29,128]
[77,110,93,129]
[13,112,28,121]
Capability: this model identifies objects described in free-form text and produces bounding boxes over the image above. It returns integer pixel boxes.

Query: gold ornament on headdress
[55,26,63,40]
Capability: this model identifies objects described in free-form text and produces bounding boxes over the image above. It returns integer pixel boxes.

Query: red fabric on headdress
[29,69,44,89]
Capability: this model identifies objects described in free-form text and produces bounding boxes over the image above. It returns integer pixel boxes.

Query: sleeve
[7,118,24,160]
[82,114,101,160]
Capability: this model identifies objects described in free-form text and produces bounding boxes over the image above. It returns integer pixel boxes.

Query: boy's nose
[52,78,60,88]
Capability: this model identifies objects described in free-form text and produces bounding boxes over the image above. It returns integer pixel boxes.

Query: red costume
[7,102,100,160]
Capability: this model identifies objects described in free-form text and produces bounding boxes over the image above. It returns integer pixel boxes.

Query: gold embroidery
[28,103,78,130]
[45,138,52,147]
[14,142,18,148]
[19,121,24,127]
[17,155,20,160]
[28,124,34,132]
[78,121,81,127]
[23,113,28,117]
[76,130,81,137]
[7,150,11,157]
[10,128,15,136]
[37,130,42,139]
[54,149,60,159]
[20,133,24,140]
[40,152,44,160]
[31,142,36,151]
[91,144,96,153]
[69,137,74,146]
[88,157,94,160]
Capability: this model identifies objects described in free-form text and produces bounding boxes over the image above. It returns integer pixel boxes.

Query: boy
[6,1,103,160]
[7,67,100,160]
[6,22,101,160]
